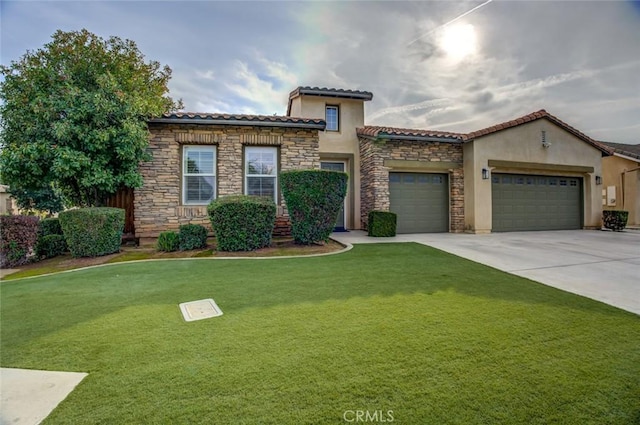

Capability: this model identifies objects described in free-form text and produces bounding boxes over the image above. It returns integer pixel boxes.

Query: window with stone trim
[182,145,216,205]
[325,105,339,131]
[245,146,277,203]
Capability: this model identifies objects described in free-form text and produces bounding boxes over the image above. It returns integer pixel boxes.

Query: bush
[368,211,397,237]
[59,207,124,257]
[157,231,180,252]
[603,210,629,231]
[36,234,67,259]
[38,217,63,237]
[178,224,208,251]
[0,215,40,267]
[280,170,348,244]
[208,195,276,251]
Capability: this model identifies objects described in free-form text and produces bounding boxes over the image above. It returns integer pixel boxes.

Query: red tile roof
[150,112,325,129]
[463,109,613,154]
[357,126,464,142]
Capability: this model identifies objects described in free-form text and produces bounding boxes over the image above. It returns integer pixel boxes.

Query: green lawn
[1,243,639,424]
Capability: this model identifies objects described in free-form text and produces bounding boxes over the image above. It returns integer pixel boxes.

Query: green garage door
[389,173,449,233]
[492,174,582,231]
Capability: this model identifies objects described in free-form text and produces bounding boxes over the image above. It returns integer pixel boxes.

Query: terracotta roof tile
[357,126,464,142]
[150,112,325,129]
[289,86,373,101]
[599,141,640,160]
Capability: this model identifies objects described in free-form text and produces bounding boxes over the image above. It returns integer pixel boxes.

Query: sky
[2,0,639,144]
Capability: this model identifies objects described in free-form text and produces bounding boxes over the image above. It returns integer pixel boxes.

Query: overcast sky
[2,1,639,143]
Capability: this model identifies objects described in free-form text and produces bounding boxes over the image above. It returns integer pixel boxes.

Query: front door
[320,161,347,231]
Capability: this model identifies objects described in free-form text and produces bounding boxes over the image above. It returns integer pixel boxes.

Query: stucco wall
[134,124,320,238]
[464,119,604,232]
[359,137,464,232]
[603,155,640,225]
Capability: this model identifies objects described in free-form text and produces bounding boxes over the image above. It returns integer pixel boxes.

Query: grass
[1,243,639,424]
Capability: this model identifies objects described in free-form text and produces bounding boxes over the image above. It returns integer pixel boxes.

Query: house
[599,142,640,226]
[0,185,19,215]
[132,86,614,238]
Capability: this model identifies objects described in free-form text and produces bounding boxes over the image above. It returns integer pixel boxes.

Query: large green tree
[0,29,182,209]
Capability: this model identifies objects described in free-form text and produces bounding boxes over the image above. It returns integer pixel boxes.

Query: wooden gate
[107,187,135,236]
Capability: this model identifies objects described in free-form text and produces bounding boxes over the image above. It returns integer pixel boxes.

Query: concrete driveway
[332,229,640,315]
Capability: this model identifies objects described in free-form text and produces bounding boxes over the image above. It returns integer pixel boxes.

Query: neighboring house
[0,185,19,215]
[599,142,640,226]
[133,86,614,238]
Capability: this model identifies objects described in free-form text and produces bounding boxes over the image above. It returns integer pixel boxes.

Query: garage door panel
[492,173,582,232]
[390,172,449,233]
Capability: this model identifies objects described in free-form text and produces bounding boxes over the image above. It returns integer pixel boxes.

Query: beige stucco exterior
[289,95,367,229]
[464,118,604,233]
[602,154,640,226]
[0,185,20,215]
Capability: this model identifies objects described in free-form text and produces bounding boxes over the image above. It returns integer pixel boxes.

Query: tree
[0,29,182,208]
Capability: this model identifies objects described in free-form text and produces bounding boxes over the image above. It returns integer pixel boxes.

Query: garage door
[389,173,449,233]
[492,174,582,231]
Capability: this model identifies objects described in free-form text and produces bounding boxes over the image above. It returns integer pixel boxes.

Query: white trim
[245,146,278,203]
[182,145,216,205]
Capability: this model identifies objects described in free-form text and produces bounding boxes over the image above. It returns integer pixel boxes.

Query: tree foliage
[0,29,182,208]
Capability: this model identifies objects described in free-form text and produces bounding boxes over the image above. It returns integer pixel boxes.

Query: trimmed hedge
[368,211,397,237]
[39,217,63,237]
[157,231,180,252]
[0,215,40,268]
[36,234,67,259]
[179,224,208,250]
[59,208,125,257]
[603,210,629,231]
[280,170,348,244]
[36,217,67,259]
[208,195,276,251]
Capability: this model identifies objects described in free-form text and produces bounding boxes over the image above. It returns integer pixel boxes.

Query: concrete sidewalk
[331,229,640,315]
[1,368,87,425]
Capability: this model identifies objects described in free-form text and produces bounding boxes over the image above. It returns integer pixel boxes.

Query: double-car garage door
[492,174,582,231]
[389,172,449,233]
[389,172,583,233]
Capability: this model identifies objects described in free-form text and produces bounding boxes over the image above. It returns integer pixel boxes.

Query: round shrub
[36,234,67,259]
[179,224,208,250]
[157,231,179,252]
[59,207,124,257]
[280,170,348,244]
[208,195,276,251]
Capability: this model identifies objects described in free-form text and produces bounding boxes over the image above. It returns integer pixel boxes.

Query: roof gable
[463,109,612,155]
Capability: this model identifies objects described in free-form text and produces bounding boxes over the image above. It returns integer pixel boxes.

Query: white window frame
[325,105,339,132]
[182,145,216,205]
[244,146,278,203]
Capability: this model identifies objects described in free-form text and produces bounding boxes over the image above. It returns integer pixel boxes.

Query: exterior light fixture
[482,168,490,180]
[595,175,602,185]
[541,130,551,148]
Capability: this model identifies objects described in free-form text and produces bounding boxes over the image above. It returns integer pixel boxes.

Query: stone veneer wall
[359,137,464,232]
[134,123,319,238]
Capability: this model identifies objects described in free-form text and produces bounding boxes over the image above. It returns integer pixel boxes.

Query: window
[183,146,216,205]
[326,105,339,131]
[245,146,277,202]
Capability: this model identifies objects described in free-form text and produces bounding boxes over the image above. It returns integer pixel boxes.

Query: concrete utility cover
[179,299,223,322]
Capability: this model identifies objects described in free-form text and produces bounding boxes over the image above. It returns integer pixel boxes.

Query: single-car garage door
[492,174,582,231]
[389,172,449,233]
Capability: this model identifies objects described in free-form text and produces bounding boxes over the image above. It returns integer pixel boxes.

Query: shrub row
[280,170,347,244]
[59,208,124,257]
[157,224,209,252]
[36,217,67,259]
[208,195,276,251]
[0,215,40,268]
